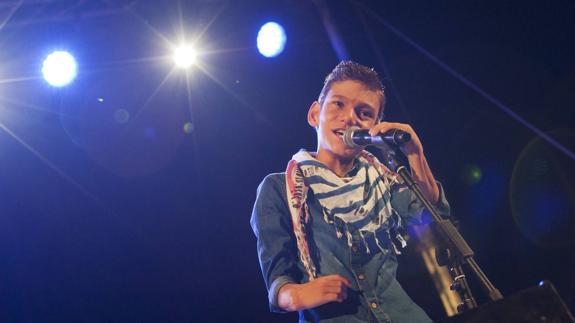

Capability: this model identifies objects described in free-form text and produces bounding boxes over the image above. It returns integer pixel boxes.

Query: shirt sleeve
[390,181,451,226]
[250,174,302,312]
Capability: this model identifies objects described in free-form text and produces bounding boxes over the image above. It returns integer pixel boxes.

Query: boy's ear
[307,101,320,128]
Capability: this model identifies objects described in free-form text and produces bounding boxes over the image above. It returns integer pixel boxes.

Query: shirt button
[358,274,365,280]
[371,302,378,309]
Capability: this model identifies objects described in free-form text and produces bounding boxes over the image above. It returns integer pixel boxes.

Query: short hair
[318,61,386,120]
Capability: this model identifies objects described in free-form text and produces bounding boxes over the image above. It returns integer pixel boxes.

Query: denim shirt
[251,172,450,323]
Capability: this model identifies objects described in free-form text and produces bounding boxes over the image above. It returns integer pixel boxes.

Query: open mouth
[333,129,345,139]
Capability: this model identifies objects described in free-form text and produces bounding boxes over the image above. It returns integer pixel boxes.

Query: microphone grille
[343,126,361,148]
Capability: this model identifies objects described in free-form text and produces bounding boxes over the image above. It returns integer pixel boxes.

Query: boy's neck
[314,151,355,177]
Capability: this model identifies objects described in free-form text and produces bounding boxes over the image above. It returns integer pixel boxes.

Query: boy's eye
[359,110,374,119]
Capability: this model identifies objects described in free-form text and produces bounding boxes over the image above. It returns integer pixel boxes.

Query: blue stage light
[257,22,286,58]
[42,51,78,87]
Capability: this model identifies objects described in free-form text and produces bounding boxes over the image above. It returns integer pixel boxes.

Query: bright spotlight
[257,22,286,58]
[42,51,78,87]
[173,45,197,69]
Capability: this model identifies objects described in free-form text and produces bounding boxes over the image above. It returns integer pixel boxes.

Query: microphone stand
[437,246,479,312]
[376,143,503,312]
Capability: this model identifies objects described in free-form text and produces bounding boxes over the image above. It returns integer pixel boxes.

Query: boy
[251,61,449,322]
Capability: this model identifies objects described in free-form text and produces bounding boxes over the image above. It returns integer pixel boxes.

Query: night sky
[0,0,573,322]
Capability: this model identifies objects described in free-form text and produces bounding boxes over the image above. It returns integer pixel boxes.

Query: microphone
[343,126,411,148]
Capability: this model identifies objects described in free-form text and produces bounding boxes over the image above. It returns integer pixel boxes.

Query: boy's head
[318,61,386,120]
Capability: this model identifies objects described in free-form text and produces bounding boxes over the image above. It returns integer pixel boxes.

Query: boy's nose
[342,106,359,126]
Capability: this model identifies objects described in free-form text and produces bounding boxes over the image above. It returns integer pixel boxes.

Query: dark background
[0,0,573,322]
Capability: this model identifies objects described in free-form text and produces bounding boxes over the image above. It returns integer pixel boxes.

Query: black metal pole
[376,144,503,304]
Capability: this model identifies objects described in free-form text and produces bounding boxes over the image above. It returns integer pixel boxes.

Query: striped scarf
[285,149,403,280]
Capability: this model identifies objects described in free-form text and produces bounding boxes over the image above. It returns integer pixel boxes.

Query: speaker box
[438,281,575,323]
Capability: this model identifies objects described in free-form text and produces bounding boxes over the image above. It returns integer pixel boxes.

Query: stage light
[42,51,77,87]
[173,45,197,69]
[257,22,286,58]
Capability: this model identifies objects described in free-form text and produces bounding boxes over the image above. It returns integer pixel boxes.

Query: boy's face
[308,80,381,163]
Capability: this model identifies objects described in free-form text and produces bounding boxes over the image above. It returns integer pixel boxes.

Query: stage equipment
[343,126,411,147]
[42,50,77,87]
[344,131,502,311]
[173,45,197,69]
[365,140,574,321]
[438,281,574,323]
[374,140,500,311]
[256,22,286,58]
